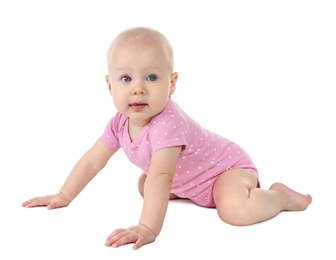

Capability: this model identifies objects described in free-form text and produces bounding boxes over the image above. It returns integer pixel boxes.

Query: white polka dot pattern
[101,98,258,207]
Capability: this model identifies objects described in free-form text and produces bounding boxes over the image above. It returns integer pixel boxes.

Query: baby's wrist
[59,191,71,204]
[138,223,158,237]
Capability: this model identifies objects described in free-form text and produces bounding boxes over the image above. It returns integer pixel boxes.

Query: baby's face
[107,42,177,128]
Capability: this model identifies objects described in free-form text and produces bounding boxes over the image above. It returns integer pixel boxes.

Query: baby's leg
[138,173,178,200]
[269,182,313,211]
[213,168,312,226]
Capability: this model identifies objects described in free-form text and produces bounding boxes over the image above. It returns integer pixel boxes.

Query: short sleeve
[149,111,188,153]
[101,114,122,151]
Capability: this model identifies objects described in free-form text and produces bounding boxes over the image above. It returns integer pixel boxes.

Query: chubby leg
[213,168,312,226]
[138,173,178,200]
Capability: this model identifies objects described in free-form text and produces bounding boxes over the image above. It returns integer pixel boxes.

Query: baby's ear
[105,75,112,90]
[169,72,178,95]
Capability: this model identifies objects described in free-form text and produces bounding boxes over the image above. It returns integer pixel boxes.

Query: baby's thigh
[213,168,259,206]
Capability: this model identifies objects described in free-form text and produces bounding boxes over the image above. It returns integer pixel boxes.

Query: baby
[22,26,312,250]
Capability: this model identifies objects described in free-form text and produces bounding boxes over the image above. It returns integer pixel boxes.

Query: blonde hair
[106,26,174,74]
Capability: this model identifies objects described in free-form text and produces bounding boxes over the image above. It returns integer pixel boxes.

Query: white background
[1,0,335,259]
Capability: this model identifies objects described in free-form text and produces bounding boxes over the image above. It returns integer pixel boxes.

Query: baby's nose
[132,82,146,95]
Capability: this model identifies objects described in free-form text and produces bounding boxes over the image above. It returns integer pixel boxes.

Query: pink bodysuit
[102,98,258,207]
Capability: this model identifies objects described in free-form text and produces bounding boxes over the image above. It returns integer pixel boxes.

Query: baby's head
[105,27,178,126]
[106,27,174,76]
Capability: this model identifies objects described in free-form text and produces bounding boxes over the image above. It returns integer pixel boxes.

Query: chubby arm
[139,146,182,235]
[22,138,116,209]
[105,146,182,249]
[58,138,116,203]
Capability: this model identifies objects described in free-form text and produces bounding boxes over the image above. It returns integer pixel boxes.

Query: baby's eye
[121,76,132,82]
[147,75,157,81]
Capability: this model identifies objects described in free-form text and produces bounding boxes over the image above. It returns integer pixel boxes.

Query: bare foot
[270,182,312,211]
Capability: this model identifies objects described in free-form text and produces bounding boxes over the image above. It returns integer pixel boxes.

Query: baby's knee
[216,203,254,226]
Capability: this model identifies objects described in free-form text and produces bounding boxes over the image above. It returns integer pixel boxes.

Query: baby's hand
[22,192,71,210]
[105,224,156,250]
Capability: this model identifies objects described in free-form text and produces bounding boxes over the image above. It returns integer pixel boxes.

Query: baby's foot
[270,182,312,211]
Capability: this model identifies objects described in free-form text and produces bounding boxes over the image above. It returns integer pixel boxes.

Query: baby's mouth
[130,102,147,111]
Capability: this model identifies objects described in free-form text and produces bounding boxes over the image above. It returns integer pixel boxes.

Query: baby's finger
[23,197,50,208]
[46,200,67,210]
[106,229,124,239]
[22,197,44,207]
[105,229,126,246]
[110,233,137,248]
[133,237,145,250]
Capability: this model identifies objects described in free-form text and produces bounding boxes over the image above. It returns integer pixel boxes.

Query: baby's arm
[22,138,116,209]
[139,146,182,234]
[105,146,182,249]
